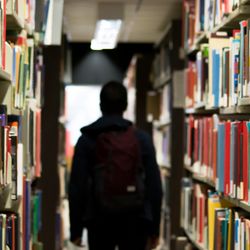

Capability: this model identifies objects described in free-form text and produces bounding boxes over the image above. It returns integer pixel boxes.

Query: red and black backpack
[93,126,145,214]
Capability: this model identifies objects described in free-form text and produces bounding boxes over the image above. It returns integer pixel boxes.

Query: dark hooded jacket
[69,115,162,241]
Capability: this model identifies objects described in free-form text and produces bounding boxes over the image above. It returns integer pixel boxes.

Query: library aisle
[4,0,250,250]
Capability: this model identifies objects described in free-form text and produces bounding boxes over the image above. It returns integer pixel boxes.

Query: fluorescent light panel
[91,19,122,50]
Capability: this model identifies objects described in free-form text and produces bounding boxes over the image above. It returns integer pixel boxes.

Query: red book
[202,119,206,168]
[224,0,230,14]
[199,119,203,165]
[198,195,204,243]
[207,118,212,177]
[188,116,194,162]
[224,121,231,195]
[243,121,248,201]
[237,122,243,199]
[194,119,199,163]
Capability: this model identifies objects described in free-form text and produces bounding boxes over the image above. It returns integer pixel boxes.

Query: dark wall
[71,43,153,84]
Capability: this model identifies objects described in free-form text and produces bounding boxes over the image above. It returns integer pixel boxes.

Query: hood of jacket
[80,115,132,135]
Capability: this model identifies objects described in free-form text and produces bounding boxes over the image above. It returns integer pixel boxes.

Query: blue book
[212,49,220,107]
[231,39,240,105]
[199,0,205,31]
[6,215,12,249]
[234,217,240,248]
[239,21,247,98]
[217,123,225,192]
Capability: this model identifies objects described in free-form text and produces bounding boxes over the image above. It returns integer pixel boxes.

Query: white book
[17,143,23,196]
[5,42,13,77]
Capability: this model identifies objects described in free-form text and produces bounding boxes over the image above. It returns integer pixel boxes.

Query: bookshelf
[148,19,185,250]
[183,228,208,250]
[7,12,24,30]
[124,54,153,134]
[0,69,11,81]
[181,0,250,249]
[0,0,61,249]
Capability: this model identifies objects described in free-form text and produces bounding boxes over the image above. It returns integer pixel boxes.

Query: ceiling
[63,0,182,44]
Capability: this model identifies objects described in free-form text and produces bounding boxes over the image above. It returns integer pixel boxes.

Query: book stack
[148,20,185,250]
[181,180,250,250]
[181,1,250,249]
[0,0,48,248]
[183,0,242,51]
[181,179,208,249]
[184,115,250,203]
[0,213,20,249]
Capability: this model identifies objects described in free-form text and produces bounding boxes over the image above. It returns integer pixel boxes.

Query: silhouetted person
[69,81,162,250]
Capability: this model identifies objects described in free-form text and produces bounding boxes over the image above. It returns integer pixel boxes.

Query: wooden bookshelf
[184,164,193,173]
[187,32,208,55]
[181,1,250,250]
[183,228,208,250]
[153,119,171,130]
[186,4,250,55]
[219,106,237,114]
[241,0,250,5]
[153,74,171,89]
[185,107,218,115]
[0,0,50,248]
[149,19,184,250]
[184,165,215,188]
[211,5,250,32]
[221,195,250,213]
[192,175,215,188]
[0,69,11,82]
[6,12,24,30]
[238,97,250,106]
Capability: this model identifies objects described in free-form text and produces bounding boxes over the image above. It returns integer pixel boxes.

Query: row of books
[152,46,171,86]
[0,105,21,198]
[0,183,43,250]
[7,0,36,28]
[181,180,208,247]
[181,179,250,250]
[0,0,37,73]
[0,102,41,190]
[185,21,250,109]
[10,34,44,110]
[183,0,243,50]
[146,84,171,124]
[185,44,208,108]
[0,212,20,249]
[159,173,170,248]
[184,115,250,202]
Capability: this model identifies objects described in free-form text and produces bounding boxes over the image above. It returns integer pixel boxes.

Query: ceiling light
[90,3,124,50]
[91,19,122,50]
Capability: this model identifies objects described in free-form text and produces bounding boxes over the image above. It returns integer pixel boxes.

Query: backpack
[93,126,145,214]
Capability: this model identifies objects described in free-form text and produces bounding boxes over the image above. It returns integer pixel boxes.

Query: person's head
[100,81,127,115]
